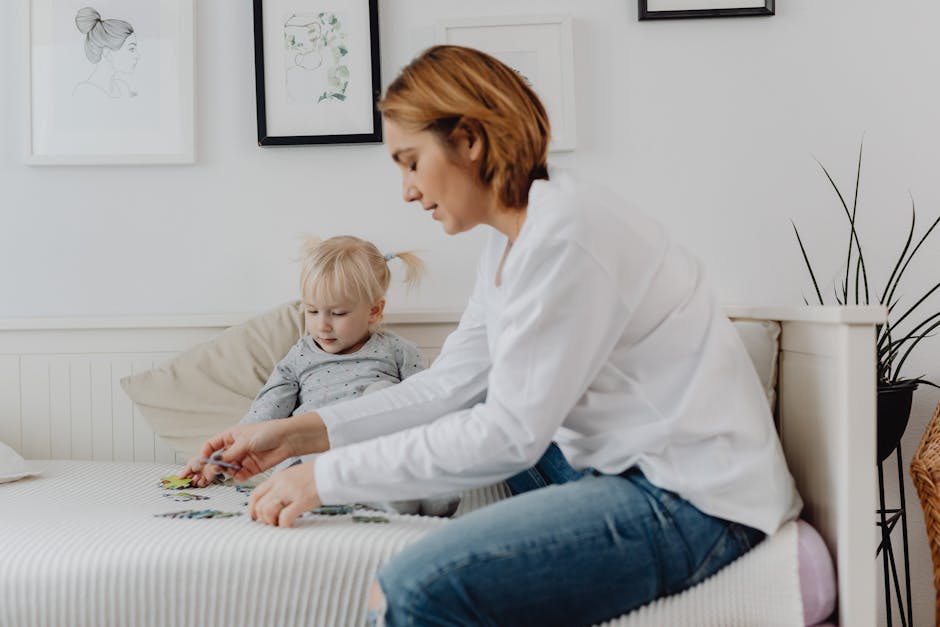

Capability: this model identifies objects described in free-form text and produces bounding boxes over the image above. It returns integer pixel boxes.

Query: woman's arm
[312,237,636,505]
[308,256,494,448]
[183,279,492,481]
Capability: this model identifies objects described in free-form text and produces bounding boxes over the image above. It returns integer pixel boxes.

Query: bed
[0,305,884,626]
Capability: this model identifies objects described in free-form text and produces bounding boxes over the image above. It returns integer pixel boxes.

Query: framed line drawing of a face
[25,0,195,165]
[73,7,141,99]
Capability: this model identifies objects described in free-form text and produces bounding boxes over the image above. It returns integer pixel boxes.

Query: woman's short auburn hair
[378,45,550,210]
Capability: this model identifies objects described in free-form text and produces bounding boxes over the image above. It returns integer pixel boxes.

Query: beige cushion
[120,301,305,457]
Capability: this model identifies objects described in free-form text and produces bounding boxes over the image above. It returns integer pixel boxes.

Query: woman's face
[108,33,140,74]
[385,119,495,236]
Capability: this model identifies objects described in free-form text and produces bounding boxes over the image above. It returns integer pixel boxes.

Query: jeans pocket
[505,467,547,495]
[685,522,761,588]
[731,521,767,550]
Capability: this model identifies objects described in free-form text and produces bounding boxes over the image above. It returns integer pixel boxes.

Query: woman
[184,45,801,626]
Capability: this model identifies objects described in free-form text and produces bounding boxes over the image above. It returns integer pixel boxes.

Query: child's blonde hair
[299,236,424,310]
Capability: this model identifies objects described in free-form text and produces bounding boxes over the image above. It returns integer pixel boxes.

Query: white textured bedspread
[1,461,803,627]
[605,518,803,627]
[0,461,469,627]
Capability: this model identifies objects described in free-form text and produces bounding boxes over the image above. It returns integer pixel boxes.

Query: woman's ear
[459,120,485,163]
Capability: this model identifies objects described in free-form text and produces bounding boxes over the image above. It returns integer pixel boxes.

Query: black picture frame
[253,0,382,145]
[639,0,774,20]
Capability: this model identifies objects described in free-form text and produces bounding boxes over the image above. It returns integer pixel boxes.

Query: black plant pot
[877,381,918,463]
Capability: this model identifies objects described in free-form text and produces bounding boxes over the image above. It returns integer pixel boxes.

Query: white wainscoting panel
[0,312,461,463]
[8,353,178,463]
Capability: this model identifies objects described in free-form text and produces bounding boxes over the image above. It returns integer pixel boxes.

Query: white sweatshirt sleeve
[314,237,630,504]
[314,258,492,448]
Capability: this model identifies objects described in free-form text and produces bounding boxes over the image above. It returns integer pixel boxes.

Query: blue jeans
[375,443,765,626]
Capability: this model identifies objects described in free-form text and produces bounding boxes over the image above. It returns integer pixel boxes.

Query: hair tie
[383,252,397,262]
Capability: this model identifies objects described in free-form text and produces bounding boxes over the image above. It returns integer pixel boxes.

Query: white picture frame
[24,0,195,165]
[436,15,576,153]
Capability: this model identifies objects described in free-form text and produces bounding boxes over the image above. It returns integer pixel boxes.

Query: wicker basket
[909,401,940,626]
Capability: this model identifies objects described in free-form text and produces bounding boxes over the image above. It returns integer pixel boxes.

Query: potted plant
[792,142,940,463]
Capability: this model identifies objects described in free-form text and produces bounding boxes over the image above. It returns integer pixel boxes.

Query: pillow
[0,440,42,483]
[796,518,837,626]
[120,301,305,457]
[731,319,781,410]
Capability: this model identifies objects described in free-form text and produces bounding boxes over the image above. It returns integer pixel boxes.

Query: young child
[190,235,460,517]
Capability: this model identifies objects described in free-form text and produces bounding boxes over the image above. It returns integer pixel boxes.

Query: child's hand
[248,463,322,528]
[178,454,223,488]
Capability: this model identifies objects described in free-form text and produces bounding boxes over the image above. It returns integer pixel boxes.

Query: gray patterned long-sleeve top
[240,331,425,424]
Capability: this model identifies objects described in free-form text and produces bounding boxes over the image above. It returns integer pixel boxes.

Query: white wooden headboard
[0,305,884,627]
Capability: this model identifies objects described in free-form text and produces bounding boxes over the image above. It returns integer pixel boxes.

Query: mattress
[1,461,803,627]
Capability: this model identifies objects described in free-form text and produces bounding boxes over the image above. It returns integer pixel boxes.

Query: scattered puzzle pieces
[162,491,209,502]
[154,509,242,519]
[160,475,194,490]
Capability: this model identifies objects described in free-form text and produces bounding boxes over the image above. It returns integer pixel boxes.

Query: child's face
[303,297,384,355]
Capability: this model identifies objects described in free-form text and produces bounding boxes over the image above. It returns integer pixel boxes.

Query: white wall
[2,0,939,624]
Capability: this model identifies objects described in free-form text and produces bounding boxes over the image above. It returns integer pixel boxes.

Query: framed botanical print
[253,0,382,145]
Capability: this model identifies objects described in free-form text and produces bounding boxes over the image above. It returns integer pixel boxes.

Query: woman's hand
[179,412,331,485]
[248,463,322,527]
[179,420,295,485]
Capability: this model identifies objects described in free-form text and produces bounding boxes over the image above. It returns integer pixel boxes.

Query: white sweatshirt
[315,171,802,535]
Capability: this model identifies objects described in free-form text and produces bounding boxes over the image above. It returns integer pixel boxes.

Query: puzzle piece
[162,491,209,502]
[352,515,390,524]
[188,509,241,519]
[154,509,242,519]
[312,504,355,516]
[352,503,385,513]
[160,475,194,490]
[234,485,253,494]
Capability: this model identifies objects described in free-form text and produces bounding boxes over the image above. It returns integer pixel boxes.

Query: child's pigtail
[298,235,323,260]
[385,251,425,291]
